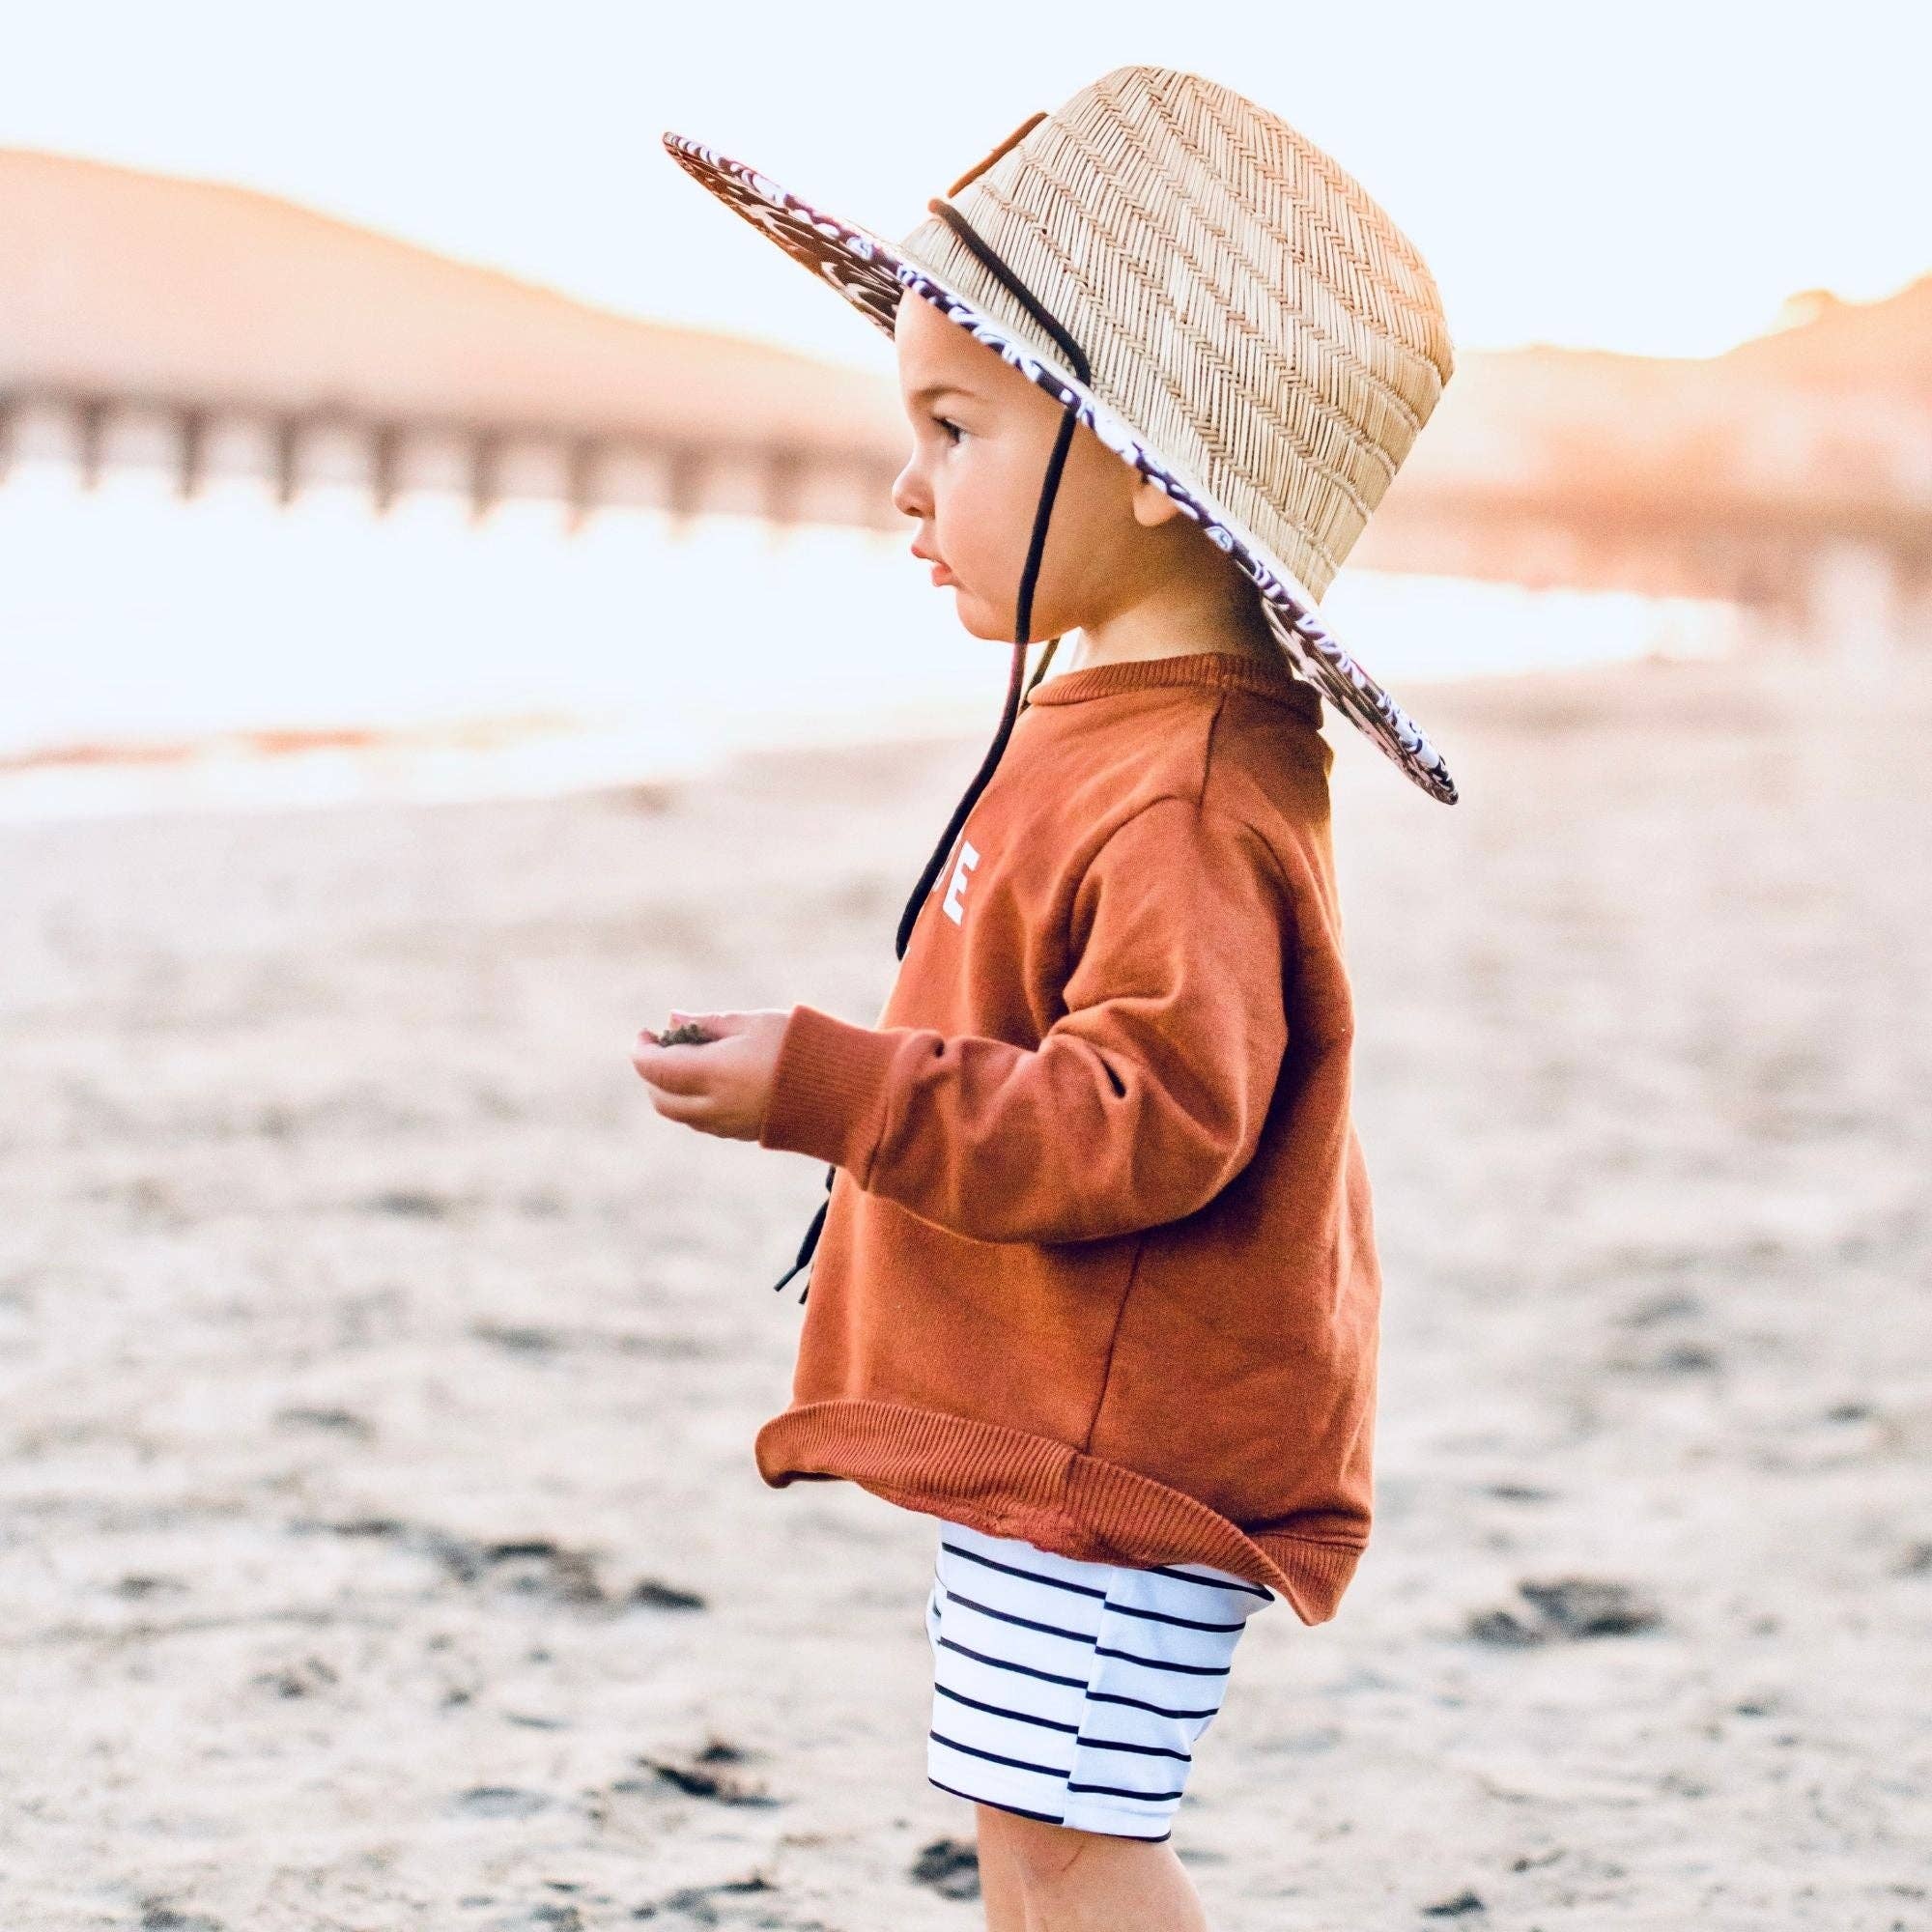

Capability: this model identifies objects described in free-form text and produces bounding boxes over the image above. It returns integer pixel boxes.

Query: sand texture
[3,652,1929,1930]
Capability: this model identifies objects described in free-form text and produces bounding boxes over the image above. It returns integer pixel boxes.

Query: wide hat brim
[664,133,1459,806]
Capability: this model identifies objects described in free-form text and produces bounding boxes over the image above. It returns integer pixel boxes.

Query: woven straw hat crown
[895,66,1454,610]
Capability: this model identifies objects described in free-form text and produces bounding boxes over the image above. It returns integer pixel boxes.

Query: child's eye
[931,414,964,443]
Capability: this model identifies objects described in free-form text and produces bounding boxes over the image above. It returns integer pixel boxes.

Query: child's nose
[891,456,929,523]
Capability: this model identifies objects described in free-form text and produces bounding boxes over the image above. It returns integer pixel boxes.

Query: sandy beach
[4,648,1928,1932]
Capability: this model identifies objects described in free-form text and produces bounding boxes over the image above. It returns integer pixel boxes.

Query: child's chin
[951,596,1016,645]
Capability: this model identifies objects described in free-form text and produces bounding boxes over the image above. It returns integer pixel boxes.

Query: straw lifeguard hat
[666,64,1459,804]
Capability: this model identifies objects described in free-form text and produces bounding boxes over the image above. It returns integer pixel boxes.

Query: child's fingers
[631,1033,719,1092]
[643,1081,714,1127]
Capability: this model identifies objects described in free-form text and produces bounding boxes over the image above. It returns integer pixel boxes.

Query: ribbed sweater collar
[1024,649,1321,724]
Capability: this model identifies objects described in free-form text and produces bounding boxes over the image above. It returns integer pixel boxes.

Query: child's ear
[1129,472,1188,529]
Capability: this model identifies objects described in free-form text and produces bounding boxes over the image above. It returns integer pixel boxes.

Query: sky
[2,1,1927,377]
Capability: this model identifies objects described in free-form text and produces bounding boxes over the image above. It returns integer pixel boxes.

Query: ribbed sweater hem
[754,1398,1365,1628]
[1024,650,1323,724]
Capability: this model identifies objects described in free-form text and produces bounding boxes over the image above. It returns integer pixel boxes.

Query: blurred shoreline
[0,506,1744,827]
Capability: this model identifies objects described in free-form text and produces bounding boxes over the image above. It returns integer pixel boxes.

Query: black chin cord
[771,198,1095,1303]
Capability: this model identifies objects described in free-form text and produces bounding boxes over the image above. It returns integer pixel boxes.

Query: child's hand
[630,1008,790,1143]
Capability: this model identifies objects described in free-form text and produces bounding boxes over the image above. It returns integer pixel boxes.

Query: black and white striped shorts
[923,1518,1275,1840]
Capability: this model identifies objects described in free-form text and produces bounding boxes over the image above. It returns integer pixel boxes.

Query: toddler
[634,66,1456,1931]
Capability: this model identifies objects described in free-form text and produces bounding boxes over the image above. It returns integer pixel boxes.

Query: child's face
[891,289,1186,644]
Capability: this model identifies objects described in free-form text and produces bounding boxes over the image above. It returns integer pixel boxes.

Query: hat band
[924,198,1094,389]
[777,199,1100,1306]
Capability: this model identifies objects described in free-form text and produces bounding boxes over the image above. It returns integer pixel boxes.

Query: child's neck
[1059,564,1283,676]
[1058,600,1281,677]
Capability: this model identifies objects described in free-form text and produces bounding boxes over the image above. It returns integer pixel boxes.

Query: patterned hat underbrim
[664,133,1459,806]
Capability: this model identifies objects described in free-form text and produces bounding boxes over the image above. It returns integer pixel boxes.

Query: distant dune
[1722,278,1932,404]
[1,145,1925,505]
[0,147,905,456]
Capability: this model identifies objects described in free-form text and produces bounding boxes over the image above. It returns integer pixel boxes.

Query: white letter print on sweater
[941,839,980,924]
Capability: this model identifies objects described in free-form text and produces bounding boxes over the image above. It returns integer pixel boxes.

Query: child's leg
[924,1520,1272,1929]
[979,1808,1209,1932]
[974,1804,1032,1932]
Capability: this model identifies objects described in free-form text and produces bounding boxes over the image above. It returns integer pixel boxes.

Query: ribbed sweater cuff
[755,1002,901,1174]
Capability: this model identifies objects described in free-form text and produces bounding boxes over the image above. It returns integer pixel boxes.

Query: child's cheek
[941,481,1002,590]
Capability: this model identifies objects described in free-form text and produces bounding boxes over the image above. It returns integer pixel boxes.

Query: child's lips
[912,543,955,586]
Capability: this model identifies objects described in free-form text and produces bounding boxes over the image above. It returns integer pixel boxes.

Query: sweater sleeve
[754,795,1293,1244]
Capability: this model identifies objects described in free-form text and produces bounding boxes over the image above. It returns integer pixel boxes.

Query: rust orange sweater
[753,648,1380,1625]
